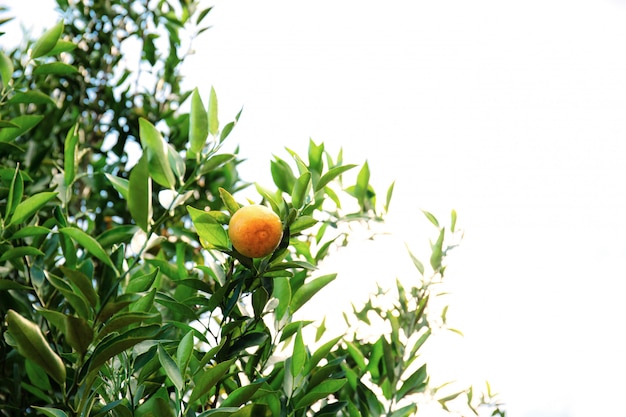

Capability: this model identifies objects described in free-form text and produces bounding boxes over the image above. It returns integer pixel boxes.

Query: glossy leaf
[176,331,194,375]
[63,123,79,186]
[158,345,183,392]
[32,407,68,417]
[290,273,336,314]
[59,227,116,271]
[60,266,98,308]
[291,172,311,210]
[6,165,23,219]
[128,152,151,232]
[187,205,230,250]
[220,382,263,408]
[138,118,175,189]
[218,187,240,215]
[7,191,57,226]
[315,164,357,192]
[31,21,64,58]
[208,86,219,136]
[291,326,306,378]
[5,310,66,385]
[104,173,130,201]
[189,87,208,157]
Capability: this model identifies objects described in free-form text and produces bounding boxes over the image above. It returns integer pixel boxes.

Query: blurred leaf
[0,115,44,143]
[0,49,13,87]
[218,187,240,215]
[187,205,230,250]
[430,228,445,271]
[32,63,78,76]
[199,153,235,175]
[30,21,64,58]
[451,209,458,232]
[0,246,44,262]
[32,407,68,417]
[5,310,66,385]
[46,39,76,55]
[232,404,271,417]
[104,173,130,201]
[128,152,151,232]
[63,123,79,186]
[6,165,23,219]
[388,404,417,417]
[0,280,31,291]
[95,311,159,341]
[59,227,116,271]
[405,244,424,276]
[422,210,439,228]
[396,364,427,400]
[306,336,342,373]
[139,118,175,189]
[7,191,57,226]
[290,273,336,314]
[208,86,219,136]
[167,143,186,184]
[189,88,208,157]
[355,161,370,208]
[385,181,395,213]
[7,90,55,106]
[289,215,317,235]
[158,345,183,392]
[308,139,324,174]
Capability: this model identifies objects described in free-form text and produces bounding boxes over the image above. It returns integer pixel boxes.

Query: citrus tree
[0,1,506,416]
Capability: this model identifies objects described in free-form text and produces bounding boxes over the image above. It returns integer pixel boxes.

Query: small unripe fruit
[228,205,283,258]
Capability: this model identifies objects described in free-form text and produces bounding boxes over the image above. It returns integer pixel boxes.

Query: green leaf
[388,404,417,417]
[221,382,264,408]
[289,215,317,235]
[218,187,240,215]
[139,118,175,189]
[6,166,23,220]
[406,245,424,276]
[345,341,367,372]
[396,364,427,400]
[189,359,235,403]
[32,62,78,76]
[59,227,116,271]
[0,49,13,88]
[128,152,151,232]
[291,172,311,210]
[273,277,291,322]
[126,267,159,293]
[46,39,77,55]
[187,205,230,250]
[31,21,64,59]
[271,158,296,194]
[0,280,31,291]
[314,164,357,192]
[385,181,395,213]
[355,161,370,208]
[291,326,306,378]
[104,173,129,201]
[305,336,342,373]
[5,310,66,385]
[7,191,57,226]
[8,90,55,106]
[199,153,235,175]
[290,273,336,314]
[232,404,271,417]
[158,345,184,392]
[95,311,159,341]
[422,210,439,228]
[88,325,160,375]
[32,407,68,417]
[60,266,98,308]
[430,228,445,271]
[0,115,44,143]
[64,315,93,355]
[294,378,347,409]
[0,246,44,262]
[64,123,79,186]
[208,86,219,136]
[189,88,209,157]
[176,330,194,374]
[451,209,458,232]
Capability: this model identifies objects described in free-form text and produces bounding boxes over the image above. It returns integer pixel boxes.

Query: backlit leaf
[31,21,64,59]
[128,152,151,232]
[208,86,218,136]
[139,118,175,189]
[187,205,229,250]
[189,88,208,157]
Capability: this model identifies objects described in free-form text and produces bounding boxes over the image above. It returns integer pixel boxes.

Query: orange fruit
[228,204,283,258]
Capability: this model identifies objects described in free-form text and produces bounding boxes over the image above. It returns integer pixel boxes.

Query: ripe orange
[228,204,283,258]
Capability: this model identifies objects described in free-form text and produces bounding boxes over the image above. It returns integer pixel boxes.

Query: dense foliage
[0,1,506,416]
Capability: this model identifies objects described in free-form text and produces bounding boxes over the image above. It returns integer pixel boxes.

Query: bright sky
[5,1,626,416]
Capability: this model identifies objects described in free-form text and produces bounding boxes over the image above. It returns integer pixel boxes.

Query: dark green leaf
[6,166,23,220]
[294,379,347,409]
[221,382,263,408]
[7,90,55,106]
[0,246,44,262]
[158,345,183,392]
[0,115,44,143]
[64,315,93,355]
[291,326,306,378]
[88,325,160,375]
[63,123,79,186]
[188,359,235,403]
[396,364,427,400]
[31,407,68,417]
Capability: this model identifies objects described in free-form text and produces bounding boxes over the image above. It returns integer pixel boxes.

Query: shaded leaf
[59,227,116,271]
[189,87,209,157]
[128,152,151,232]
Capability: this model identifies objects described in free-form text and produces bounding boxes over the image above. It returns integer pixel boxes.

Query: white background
[5,1,626,416]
